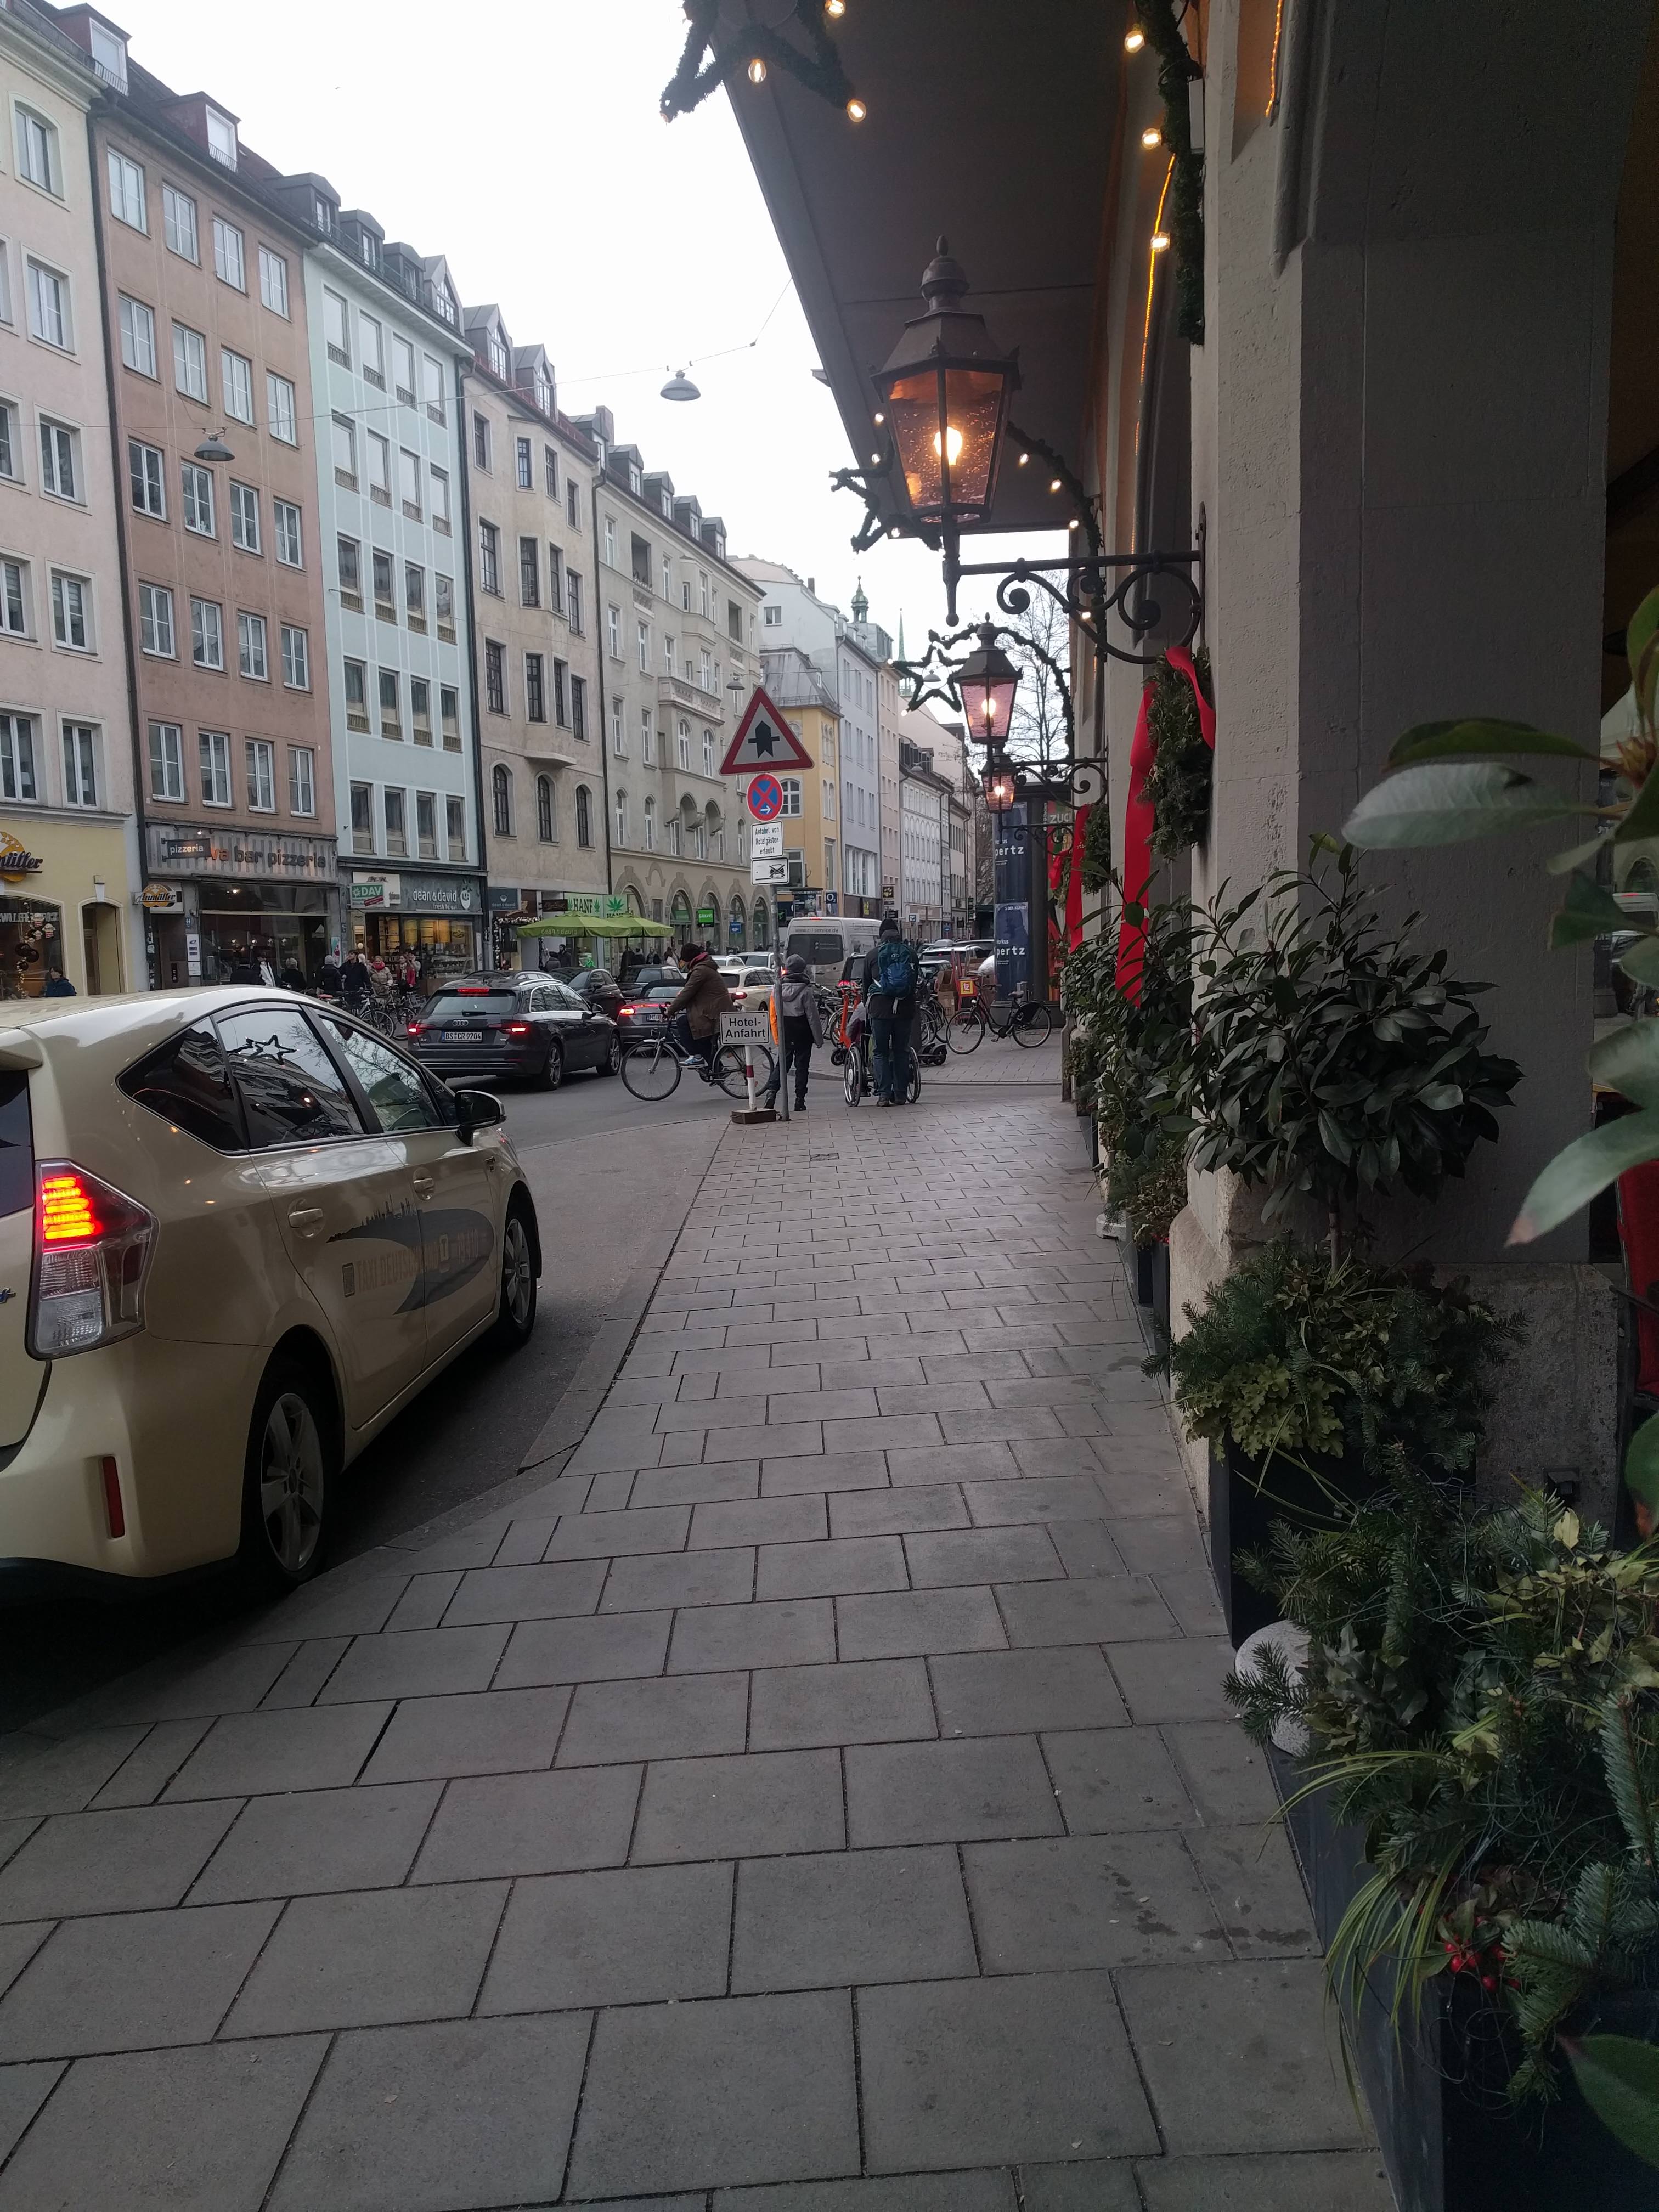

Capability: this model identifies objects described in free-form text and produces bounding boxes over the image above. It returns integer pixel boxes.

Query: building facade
[459,310,603,970]
[85,37,336,987]
[579,408,764,950]
[898,733,952,940]
[846,582,902,915]
[758,642,840,941]
[262,174,482,982]
[0,4,142,996]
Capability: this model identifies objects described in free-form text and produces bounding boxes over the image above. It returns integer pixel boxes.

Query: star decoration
[894,630,974,723]
[661,0,858,124]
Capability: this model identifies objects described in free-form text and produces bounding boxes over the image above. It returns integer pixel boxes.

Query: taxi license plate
[447,1029,483,1043]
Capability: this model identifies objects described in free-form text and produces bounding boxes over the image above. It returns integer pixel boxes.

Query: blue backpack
[873,937,917,998]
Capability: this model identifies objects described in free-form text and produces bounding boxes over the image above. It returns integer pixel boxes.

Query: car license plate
[447,1029,483,1043]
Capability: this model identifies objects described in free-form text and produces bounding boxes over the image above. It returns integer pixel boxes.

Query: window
[393,336,416,406]
[644,711,658,765]
[323,286,349,364]
[0,403,15,479]
[27,260,69,349]
[229,481,260,553]
[366,430,390,505]
[552,658,568,726]
[728,599,744,642]
[603,516,616,567]
[399,448,421,519]
[204,107,236,169]
[162,184,198,261]
[221,348,253,423]
[478,520,500,594]
[472,411,490,469]
[703,727,715,776]
[525,653,545,723]
[148,721,183,802]
[280,623,309,690]
[290,746,315,816]
[410,679,431,744]
[606,603,621,658]
[446,794,465,857]
[566,478,580,528]
[519,536,539,606]
[118,294,156,377]
[379,668,400,740]
[422,353,445,423]
[50,571,91,651]
[486,639,506,714]
[258,246,289,317]
[359,313,383,387]
[237,611,267,680]
[128,439,165,518]
[212,218,245,290]
[570,674,587,741]
[677,718,691,770]
[245,737,275,811]
[610,694,624,754]
[182,462,214,536]
[372,550,393,619]
[763,602,781,628]
[343,659,369,731]
[615,787,631,846]
[383,788,406,856]
[441,685,460,751]
[575,785,592,848]
[266,373,297,444]
[544,445,558,496]
[567,570,583,634]
[172,319,207,400]
[781,777,803,816]
[0,711,35,801]
[416,789,437,860]
[350,781,373,852]
[699,570,710,618]
[637,621,651,674]
[430,466,450,534]
[16,109,58,196]
[274,499,302,567]
[537,775,555,842]
[664,632,675,674]
[493,764,514,837]
[435,572,455,642]
[331,414,356,488]
[199,729,231,806]
[643,795,656,851]
[699,647,713,693]
[337,535,362,607]
[662,556,672,602]
[516,436,532,490]
[0,561,23,642]
[404,561,425,629]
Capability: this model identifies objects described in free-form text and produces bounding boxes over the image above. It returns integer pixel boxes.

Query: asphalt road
[0,1061,735,1735]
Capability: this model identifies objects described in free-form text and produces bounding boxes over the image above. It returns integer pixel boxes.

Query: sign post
[720,1006,774,1125]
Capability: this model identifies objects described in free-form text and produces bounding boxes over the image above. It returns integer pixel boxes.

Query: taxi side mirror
[453,1088,505,1142]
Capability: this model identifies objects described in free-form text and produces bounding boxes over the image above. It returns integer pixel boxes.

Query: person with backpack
[860,915,919,1107]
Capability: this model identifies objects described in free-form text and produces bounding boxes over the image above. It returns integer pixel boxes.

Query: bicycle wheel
[906,1047,921,1103]
[844,1047,862,1105]
[714,1042,774,1099]
[620,1040,680,1101]
[947,1003,985,1054]
[1013,1001,1055,1048]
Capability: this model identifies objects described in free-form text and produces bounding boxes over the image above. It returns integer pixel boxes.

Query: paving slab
[317,1623,510,1703]
[631,1748,844,1863]
[1018,2162,1144,2211]
[480,1860,732,2011]
[930,1647,1127,1737]
[1132,2149,1397,2210]
[716,2179,1018,2211]
[731,1846,977,1993]
[0,1901,278,2059]
[749,1658,934,1751]
[835,1587,1006,1661]
[163,1702,392,1799]
[669,1598,836,1673]
[223,1878,507,2035]
[495,1609,673,1688]
[190,1780,441,1901]
[963,1831,1228,1970]
[558,1671,748,1764]
[0,1799,240,1922]
[411,1763,640,1883]
[845,1736,1063,1847]
[360,1685,571,1783]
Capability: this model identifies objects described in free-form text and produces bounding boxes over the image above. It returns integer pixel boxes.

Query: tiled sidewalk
[0,1094,1392,2210]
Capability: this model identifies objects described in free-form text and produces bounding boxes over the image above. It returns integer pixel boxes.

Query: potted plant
[1164,1242,1516,1640]
[1229,1471,1659,2210]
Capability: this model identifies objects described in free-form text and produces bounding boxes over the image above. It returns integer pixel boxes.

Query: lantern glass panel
[963,667,1018,744]
[886,365,1007,521]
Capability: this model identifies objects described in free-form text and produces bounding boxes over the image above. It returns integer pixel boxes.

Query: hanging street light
[955,622,1020,749]
[659,369,701,402]
[983,757,1019,814]
[193,428,235,462]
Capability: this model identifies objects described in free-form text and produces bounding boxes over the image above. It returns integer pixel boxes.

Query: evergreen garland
[1144,646,1213,859]
[1135,0,1206,344]
[661,0,857,122]
[1079,802,1114,892]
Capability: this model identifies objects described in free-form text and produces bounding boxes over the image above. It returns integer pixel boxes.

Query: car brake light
[504,1021,531,1037]
[620,1004,642,1015]
[30,1161,154,1359]
[406,1022,423,1037]
[455,985,492,994]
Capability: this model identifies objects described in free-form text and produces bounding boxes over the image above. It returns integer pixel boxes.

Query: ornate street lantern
[956,623,1020,749]
[874,240,1019,546]
[983,758,1018,814]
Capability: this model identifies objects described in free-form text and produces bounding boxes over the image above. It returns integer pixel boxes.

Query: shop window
[0,897,61,992]
[0,711,36,801]
[61,722,98,808]
[217,1008,361,1146]
[119,1022,242,1149]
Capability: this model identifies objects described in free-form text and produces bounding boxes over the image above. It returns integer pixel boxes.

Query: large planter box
[1209,1439,1377,1645]
[1268,1745,1659,2211]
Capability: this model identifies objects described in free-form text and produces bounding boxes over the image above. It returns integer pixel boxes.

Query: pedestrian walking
[763,951,826,1113]
[860,916,920,1107]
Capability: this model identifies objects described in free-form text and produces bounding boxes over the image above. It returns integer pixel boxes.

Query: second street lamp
[956,623,1020,750]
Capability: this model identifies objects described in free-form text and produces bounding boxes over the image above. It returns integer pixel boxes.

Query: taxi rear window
[119,1021,245,1151]
[0,1069,31,1217]
[428,991,516,1017]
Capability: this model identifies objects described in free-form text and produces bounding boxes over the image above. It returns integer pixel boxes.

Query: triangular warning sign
[720,686,814,776]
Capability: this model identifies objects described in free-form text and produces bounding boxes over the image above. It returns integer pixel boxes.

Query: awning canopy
[515,914,674,940]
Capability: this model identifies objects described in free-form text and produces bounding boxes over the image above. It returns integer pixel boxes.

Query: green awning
[515,913,674,940]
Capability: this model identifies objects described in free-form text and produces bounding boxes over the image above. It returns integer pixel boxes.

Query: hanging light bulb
[1048,477,1062,493]
[846,97,867,121]
[1125,26,1146,52]
[932,424,965,468]
[747,56,767,83]
[1017,452,1029,466]
[1149,230,1171,253]
[872,410,884,425]
[825,0,846,14]
[1141,125,1163,148]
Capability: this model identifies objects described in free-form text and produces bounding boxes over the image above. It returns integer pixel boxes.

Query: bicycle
[620,1026,776,1103]
[917,992,951,1067]
[945,982,1055,1053]
[842,1017,921,1107]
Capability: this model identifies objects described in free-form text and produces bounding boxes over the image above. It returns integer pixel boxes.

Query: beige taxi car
[0,987,541,1596]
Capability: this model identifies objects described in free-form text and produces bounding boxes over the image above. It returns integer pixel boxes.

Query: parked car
[723,964,778,1011]
[0,987,541,1594]
[621,963,685,995]
[405,974,619,1089]
[565,967,624,1021]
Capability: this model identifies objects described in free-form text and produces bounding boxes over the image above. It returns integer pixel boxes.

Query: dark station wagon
[405,974,620,1090]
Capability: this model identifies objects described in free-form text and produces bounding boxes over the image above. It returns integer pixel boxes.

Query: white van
[780,917,882,984]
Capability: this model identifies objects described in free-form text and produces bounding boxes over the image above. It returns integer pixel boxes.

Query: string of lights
[661,0,865,127]
[1126,0,1205,344]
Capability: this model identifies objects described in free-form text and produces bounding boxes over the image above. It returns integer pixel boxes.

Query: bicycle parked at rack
[945,981,1055,1053]
[620,1024,776,1103]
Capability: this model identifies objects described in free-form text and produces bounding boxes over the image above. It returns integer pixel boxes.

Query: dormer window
[488,332,508,379]
[88,20,128,91]
[661,491,672,518]
[594,438,607,470]
[628,465,642,498]
[359,231,378,271]
[534,369,552,415]
[314,195,334,235]
[205,105,237,170]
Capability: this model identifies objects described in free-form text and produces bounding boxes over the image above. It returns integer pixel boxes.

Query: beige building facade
[0,4,142,996]
[759,643,839,941]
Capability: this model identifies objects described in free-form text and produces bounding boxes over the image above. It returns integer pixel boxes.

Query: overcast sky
[107,0,1065,676]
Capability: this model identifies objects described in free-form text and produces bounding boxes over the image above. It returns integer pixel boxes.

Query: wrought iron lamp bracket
[894,617,1076,768]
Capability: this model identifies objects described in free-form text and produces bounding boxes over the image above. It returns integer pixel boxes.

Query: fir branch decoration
[1144,646,1213,859]
[1134,0,1206,343]
[661,0,857,123]
[1079,802,1114,893]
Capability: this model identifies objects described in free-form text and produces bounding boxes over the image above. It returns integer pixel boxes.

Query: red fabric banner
[1114,651,1216,1003]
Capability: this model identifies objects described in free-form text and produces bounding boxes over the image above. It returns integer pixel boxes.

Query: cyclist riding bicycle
[663,940,731,1076]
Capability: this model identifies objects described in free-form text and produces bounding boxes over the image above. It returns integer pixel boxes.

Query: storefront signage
[350,875,399,909]
[140,882,183,912]
[561,894,629,917]
[399,872,479,916]
[0,834,45,883]
[487,887,523,913]
[146,825,336,881]
[696,907,716,926]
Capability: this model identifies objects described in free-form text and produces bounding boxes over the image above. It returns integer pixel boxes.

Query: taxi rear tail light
[30,1161,154,1359]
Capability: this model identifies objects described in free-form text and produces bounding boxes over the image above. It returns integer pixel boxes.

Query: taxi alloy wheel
[241,1362,330,1589]
[492,1205,538,1347]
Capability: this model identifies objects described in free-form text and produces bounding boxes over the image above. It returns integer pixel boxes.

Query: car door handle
[287,1205,325,1235]
[412,1172,436,1198]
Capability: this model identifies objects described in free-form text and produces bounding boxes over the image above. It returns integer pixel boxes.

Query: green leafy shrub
[1165,1239,1517,1465]
[1078,801,1114,893]
[1144,646,1213,860]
